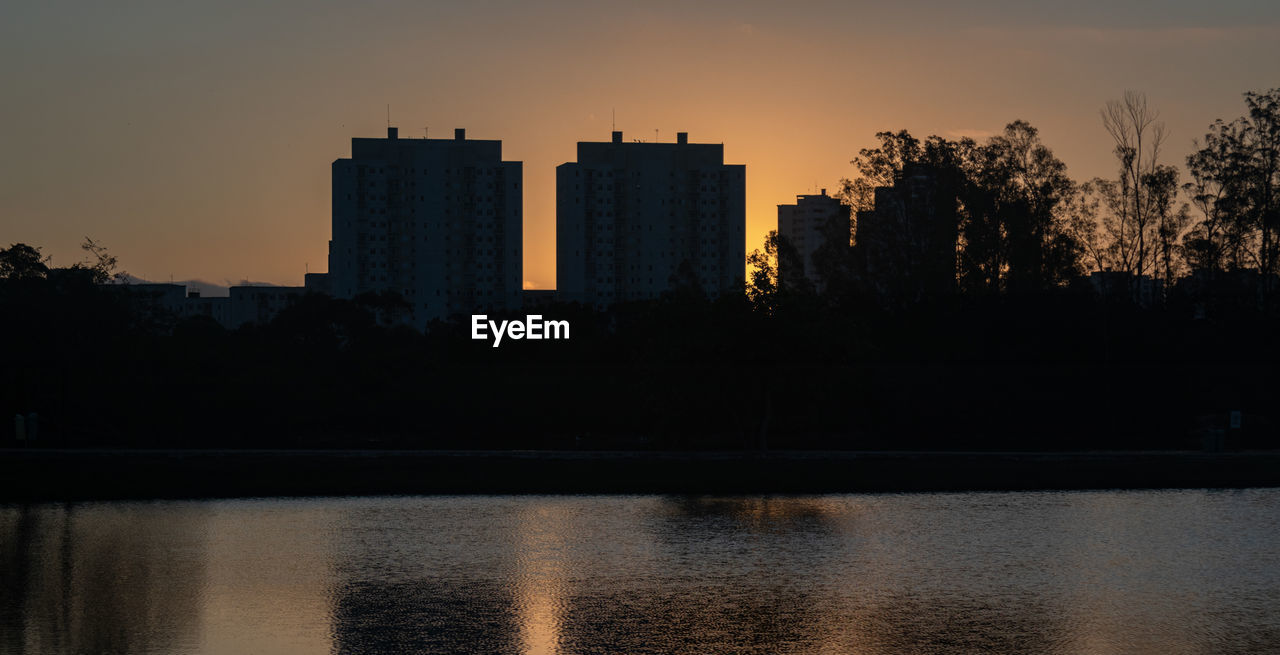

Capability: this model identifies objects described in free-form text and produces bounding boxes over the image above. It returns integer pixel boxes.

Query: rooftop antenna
[655,128,659,142]
[423,126,429,138]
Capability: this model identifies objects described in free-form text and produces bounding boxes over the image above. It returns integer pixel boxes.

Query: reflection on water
[0,503,206,655]
[2,490,1280,654]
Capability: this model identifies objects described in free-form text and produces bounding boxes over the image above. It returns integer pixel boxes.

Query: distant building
[114,283,188,316]
[522,289,556,311]
[304,272,330,295]
[1173,269,1280,317]
[556,131,745,307]
[776,189,849,291]
[855,164,959,303]
[110,283,308,329]
[329,127,523,326]
[182,289,231,326]
[228,285,306,328]
[1089,271,1164,308]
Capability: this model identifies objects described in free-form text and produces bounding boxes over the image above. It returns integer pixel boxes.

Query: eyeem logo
[471,314,570,347]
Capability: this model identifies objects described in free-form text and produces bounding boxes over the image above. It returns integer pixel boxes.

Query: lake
[2,490,1279,654]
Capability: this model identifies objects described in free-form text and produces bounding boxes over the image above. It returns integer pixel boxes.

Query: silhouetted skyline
[557,131,745,306]
[3,1,1278,289]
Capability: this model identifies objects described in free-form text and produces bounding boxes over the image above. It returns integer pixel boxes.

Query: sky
[2,0,1278,290]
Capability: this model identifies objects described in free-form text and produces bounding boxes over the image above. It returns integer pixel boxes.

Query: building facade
[329,127,523,325]
[855,164,959,304]
[109,283,305,330]
[227,285,306,327]
[556,131,745,307]
[776,189,849,291]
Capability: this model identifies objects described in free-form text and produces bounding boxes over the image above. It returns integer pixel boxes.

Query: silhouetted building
[182,290,231,326]
[105,283,188,332]
[228,285,305,327]
[329,127,523,326]
[304,272,330,295]
[556,131,745,307]
[104,283,306,329]
[109,283,186,312]
[777,189,849,291]
[522,289,556,310]
[855,164,958,303]
[1172,268,1280,317]
[1089,271,1163,308]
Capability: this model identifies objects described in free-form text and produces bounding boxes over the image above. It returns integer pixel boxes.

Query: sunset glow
[3,1,1277,289]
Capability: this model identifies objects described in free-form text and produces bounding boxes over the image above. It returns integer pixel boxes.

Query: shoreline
[3,449,1279,500]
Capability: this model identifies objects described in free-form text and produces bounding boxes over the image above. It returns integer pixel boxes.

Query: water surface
[2,490,1279,654]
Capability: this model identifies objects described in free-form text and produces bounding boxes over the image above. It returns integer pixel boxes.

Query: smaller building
[1172,269,1280,317]
[304,273,330,296]
[104,283,188,331]
[776,189,849,291]
[522,289,556,311]
[107,282,308,330]
[182,290,231,326]
[113,283,187,314]
[228,285,307,328]
[855,164,960,303]
[1089,271,1163,308]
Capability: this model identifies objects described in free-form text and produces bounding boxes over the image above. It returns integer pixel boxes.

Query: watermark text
[471,314,570,347]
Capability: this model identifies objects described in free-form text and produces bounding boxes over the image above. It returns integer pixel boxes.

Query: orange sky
[3,2,1278,289]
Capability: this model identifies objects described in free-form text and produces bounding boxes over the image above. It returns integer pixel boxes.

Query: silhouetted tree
[0,244,50,280]
[842,132,969,306]
[746,230,808,314]
[1246,88,1280,276]
[834,176,875,214]
[79,237,124,284]
[1064,180,1109,273]
[1094,91,1171,277]
[850,130,924,186]
[270,294,378,350]
[1146,164,1191,289]
[841,124,1080,300]
[1184,88,1280,278]
[1184,121,1246,271]
[961,121,1080,293]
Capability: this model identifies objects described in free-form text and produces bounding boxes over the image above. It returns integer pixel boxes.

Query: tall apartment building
[556,131,745,307]
[776,189,850,291]
[855,164,958,303]
[329,127,522,325]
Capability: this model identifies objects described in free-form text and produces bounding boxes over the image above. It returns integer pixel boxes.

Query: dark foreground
[2,449,1279,500]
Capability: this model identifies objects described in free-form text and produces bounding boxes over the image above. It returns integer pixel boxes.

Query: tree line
[3,90,1279,450]
[750,88,1280,312]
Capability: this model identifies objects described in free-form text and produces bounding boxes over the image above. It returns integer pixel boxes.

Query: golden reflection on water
[195,501,337,655]
[3,491,1279,655]
[513,502,573,655]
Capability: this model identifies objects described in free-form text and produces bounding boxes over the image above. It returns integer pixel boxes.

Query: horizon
[3,1,1278,288]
